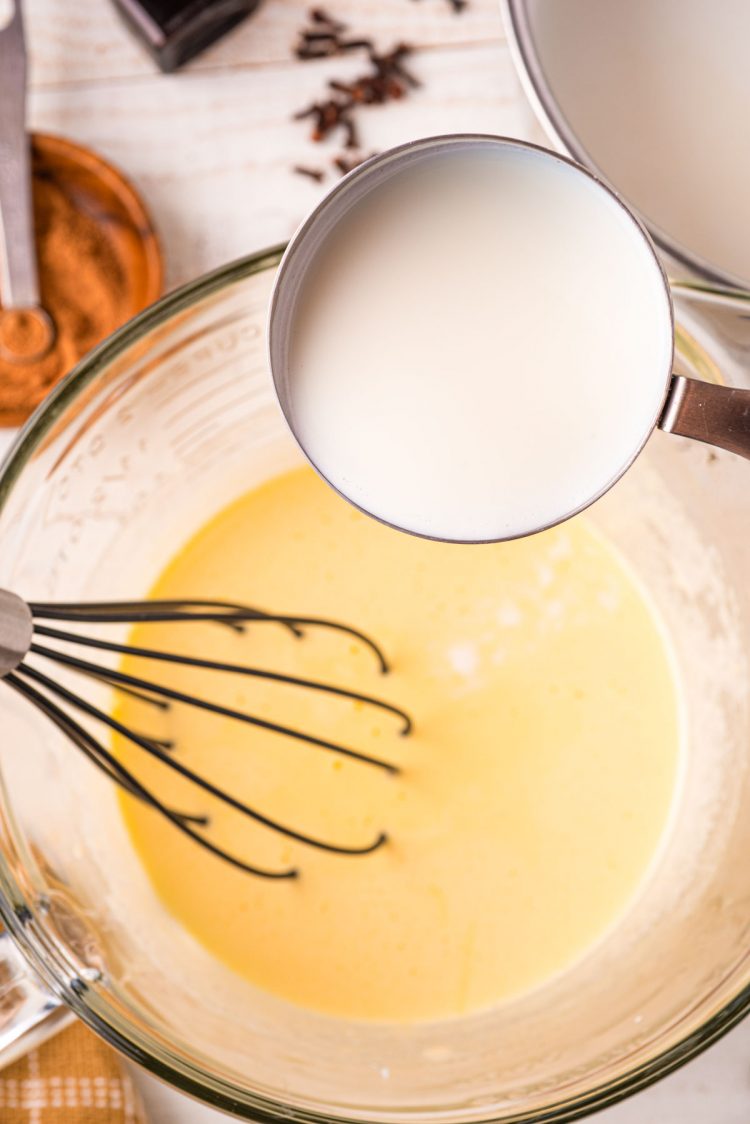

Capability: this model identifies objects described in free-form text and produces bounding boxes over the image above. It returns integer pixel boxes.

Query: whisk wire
[30,643,401,774]
[32,624,411,732]
[29,600,390,669]
[15,661,389,859]
[5,672,298,879]
[69,663,171,709]
[0,595,411,878]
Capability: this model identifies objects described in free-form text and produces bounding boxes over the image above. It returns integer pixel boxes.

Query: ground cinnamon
[0,134,162,427]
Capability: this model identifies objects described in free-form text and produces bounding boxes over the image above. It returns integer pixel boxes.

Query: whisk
[0,589,411,879]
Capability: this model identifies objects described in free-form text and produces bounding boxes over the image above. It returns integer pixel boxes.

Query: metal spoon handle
[0,0,40,309]
[660,375,750,460]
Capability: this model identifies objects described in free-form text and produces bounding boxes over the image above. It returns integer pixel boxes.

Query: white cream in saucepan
[528,0,750,286]
[284,142,672,542]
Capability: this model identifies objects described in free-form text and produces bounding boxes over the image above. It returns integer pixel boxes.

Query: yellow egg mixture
[115,467,681,1022]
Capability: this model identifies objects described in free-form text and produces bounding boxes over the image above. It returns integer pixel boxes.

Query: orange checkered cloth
[0,1022,146,1123]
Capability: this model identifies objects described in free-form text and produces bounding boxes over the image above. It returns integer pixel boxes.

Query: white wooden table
[9,0,750,1118]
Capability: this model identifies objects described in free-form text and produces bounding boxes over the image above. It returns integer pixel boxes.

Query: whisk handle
[0,590,32,678]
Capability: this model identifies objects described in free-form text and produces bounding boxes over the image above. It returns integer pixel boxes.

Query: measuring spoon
[0,0,55,364]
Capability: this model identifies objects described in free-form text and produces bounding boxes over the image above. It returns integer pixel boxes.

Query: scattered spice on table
[292,8,422,181]
[412,0,468,11]
[293,164,327,182]
[332,152,378,175]
[294,7,371,60]
[294,152,377,182]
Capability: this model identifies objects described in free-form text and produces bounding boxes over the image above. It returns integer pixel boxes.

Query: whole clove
[292,11,418,150]
[293,151,380,187]
[291,7,454,180]
[294,165,326,182]
[310,8,346,32]
[333,152,378,176]
[294,98,360,147]
[295,7,375,60]
[411,0,467,10]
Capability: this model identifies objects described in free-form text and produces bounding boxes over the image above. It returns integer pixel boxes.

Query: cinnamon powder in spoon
[0,133,162,427]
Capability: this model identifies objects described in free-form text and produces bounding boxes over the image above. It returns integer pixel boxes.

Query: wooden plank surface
[26,0,505,85]
[25,0,532,287]
[8,4,750,1124]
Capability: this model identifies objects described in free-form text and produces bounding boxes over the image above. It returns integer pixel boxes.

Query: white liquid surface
[284,142,672,542]
[528,0,750,286]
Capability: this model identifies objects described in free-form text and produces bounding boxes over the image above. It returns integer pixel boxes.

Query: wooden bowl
[0,132,163,427]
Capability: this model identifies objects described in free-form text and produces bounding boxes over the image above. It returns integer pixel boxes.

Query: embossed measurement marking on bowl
[270,138,674,543]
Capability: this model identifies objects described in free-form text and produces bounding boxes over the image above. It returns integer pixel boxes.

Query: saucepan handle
[660,375,750,460]
[670,280,750,315]
[0,927,73,1069]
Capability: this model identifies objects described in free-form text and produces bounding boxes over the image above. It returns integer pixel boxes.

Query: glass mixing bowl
[0,248,750,1122]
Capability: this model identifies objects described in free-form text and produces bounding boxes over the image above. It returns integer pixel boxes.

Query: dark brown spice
[294,98,360,147]
[333,152,378,176]
[294,165,326,182]
[291,150,380,185]
[292,10,418,154]
[310,8,346,32]
[294,7,374,60]
[292,6,464,179]
[411,0,467,10]
[0,135,161,427]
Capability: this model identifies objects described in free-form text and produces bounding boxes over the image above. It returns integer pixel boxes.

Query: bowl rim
[0,247,749,1122]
